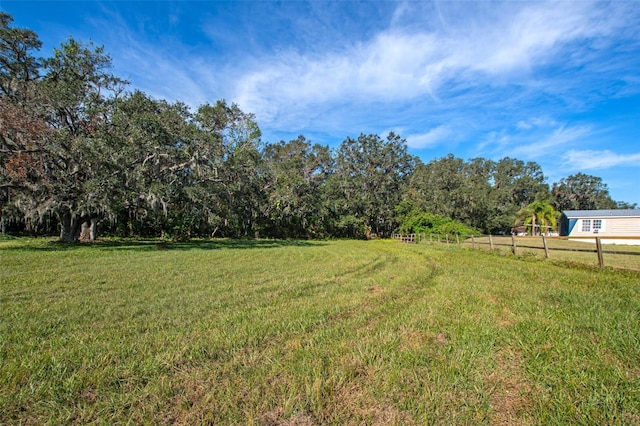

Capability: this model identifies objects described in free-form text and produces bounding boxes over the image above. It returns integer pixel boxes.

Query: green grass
[1,238,639,424]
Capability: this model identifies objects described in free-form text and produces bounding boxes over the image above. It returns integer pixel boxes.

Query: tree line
[1,13,635,241]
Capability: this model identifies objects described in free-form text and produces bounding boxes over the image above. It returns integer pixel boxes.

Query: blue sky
[3,1,640,204]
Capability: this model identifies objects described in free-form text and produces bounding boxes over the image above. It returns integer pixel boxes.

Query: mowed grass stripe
[1,238,638,424]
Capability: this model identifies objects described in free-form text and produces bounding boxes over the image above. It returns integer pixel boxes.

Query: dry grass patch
[258,409,315,426]
[398,327,427,351]
[327,382,415,426]
[486,350,534,425]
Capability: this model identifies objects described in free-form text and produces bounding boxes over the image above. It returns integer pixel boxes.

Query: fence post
[512,234,517,255]
[542,234,550,259]
[456,234,460,245]
[595,237,604,268]
[446,234,450,245]
[471,235,476,249]
[489,234,494,250]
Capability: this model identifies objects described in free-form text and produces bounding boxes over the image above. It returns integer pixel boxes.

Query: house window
[593,219,602,233]
[582,219,591,232]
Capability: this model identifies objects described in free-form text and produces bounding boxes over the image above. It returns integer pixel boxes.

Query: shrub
[398,212,480,235]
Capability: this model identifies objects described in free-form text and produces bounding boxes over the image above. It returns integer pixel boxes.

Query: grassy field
[1,238,639,424]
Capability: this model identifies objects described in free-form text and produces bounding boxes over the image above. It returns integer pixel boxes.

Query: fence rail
[392,233,640,270]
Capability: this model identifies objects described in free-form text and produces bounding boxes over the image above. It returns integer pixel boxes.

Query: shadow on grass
[0,237,327,252]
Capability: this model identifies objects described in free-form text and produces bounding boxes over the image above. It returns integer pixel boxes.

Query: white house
[560,209,640,245]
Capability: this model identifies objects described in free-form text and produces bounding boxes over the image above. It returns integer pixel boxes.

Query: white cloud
[406,125,452,149]
[233,31,443,125]
[475,121,594,163]
[510,125,592,159]
[117,40,233,108]
[470,3,590,73]
[516,121,533,130]
[563,150,640,170]
[231,1,635,132]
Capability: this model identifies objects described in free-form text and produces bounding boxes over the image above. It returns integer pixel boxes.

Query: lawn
[1,238,639,424]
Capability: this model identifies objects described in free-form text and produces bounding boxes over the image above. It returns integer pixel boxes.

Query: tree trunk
[89,218,96,240]
[80,221,90,241]
[79,218,97,241]
[59,209,82,242]
[531,215,537,236]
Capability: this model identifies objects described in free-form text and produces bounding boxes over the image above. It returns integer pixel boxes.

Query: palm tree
[515,200,560,236]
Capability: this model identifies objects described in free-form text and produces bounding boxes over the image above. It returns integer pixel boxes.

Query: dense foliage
[0,14,634,240]
[397,210,480,236]
[514,200,560,236]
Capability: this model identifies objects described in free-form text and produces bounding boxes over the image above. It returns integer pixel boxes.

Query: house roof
[562,209,640,218]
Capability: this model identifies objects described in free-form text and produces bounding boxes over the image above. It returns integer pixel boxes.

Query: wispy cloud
[474,118,590,162]
[563,150,640,170]
[81,1,639,138]
[228,1,638,136]
[406,125,452,149]
[516,121,533,130]
[232,31,443,124]
[507,125,592,162]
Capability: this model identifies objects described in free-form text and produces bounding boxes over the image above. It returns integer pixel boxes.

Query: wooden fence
[392,233,640,270]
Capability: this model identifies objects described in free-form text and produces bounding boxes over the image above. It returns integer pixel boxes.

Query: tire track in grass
[176,243,444,424]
